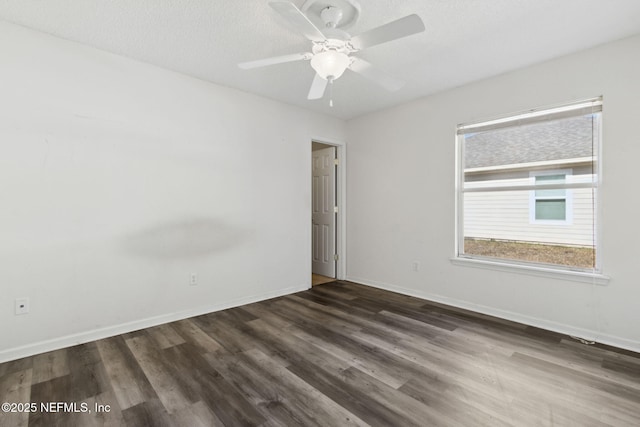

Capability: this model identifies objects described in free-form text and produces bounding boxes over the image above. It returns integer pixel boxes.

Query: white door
[312,146,336,277]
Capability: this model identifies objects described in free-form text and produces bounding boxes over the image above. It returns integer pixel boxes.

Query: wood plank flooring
[1,281,639,426]
[311,274,335,286]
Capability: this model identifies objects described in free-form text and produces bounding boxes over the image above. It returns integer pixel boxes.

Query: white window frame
[453,98,608,284]
[528,169,573,225]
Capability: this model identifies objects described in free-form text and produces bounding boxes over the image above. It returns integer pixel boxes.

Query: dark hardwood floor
[1,281,639,426]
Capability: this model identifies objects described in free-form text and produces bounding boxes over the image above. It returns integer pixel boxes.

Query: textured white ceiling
[2,0,640,119]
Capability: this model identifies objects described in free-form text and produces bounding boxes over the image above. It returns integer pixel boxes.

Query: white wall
[346,34,640,352]
[0,21,345,362]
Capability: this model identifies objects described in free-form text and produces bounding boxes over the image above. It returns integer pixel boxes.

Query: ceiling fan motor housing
[312,38,352,55]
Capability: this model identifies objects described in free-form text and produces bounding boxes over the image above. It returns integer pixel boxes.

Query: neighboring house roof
[464,115,596,169]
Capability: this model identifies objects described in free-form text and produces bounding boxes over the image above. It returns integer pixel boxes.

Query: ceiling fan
[238,1,425,106]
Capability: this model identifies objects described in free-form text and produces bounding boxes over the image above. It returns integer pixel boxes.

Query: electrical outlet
[189,273,198,286]
[15,297,30,315]
[412,261,420,272]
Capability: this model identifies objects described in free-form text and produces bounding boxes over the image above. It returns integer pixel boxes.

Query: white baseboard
[346,276,640,354]
[0,284,307,363]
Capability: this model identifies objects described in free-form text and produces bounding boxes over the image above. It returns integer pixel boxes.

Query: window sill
[450,257,610,285]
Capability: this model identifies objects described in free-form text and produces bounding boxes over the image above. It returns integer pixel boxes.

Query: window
[529,170,572,224]
[455,98,602,275]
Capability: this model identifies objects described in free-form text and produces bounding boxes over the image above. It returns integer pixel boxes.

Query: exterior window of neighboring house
[455,98,602,274]
[529,170,572,224]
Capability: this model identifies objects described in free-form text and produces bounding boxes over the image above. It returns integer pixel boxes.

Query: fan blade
[238,52,310,69]
[349,58,405,92]
[307,73,328,100]
[270,1,326,41]
[350,14,425,50]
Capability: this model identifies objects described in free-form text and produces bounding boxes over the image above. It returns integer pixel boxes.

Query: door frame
[309,136,346,285]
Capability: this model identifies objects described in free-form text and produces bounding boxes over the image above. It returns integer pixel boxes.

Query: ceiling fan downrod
[321,6,343,29]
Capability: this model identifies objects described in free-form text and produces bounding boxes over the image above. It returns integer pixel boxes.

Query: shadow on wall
[123,217,248,259]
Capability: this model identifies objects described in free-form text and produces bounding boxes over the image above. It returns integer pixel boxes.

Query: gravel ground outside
[464,238,595,269]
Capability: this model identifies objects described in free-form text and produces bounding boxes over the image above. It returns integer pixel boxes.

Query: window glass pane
[535,200,566,220]
[535,174,566,198]
[535,189,566,198]
[462,236,595,269]
[536,174,565,183]
[463,115,597,190]
[463,188,595,268]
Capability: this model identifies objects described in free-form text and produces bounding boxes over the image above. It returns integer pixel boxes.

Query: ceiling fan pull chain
[329,77,334,107]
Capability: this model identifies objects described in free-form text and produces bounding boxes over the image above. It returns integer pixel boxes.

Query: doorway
[311,141,342,286]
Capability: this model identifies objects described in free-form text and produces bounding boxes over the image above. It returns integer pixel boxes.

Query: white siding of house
[464,187,595,246]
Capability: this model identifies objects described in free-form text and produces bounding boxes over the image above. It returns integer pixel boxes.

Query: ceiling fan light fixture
[310,51,350,80]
